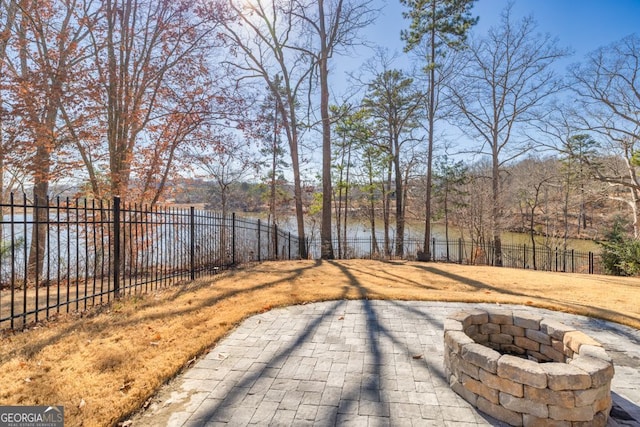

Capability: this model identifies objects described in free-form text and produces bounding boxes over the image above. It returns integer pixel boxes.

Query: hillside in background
[168,155,626,245]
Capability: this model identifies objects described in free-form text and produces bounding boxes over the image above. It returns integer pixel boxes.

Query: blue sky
[354,0,640,73]
[326,0,640,158]
[470,0,640,58]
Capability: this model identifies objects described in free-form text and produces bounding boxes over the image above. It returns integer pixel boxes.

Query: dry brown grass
[1,260,639,426]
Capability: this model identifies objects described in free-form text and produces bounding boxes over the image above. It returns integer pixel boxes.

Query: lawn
[1,260,638,426]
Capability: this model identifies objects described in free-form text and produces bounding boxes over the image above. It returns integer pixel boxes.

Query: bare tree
[0,0,20,204]
[291,0,376,259]
[569,34,640,237]
[448,5,568,266]
[85,0,221,203]
[5,0,95,280]
[530,105,607,242]
[512,156,558,270]
[218,0,315,258]
[433,155,467,259]
[183,134,256,263]
[454,160,492,263]
[185,135,255,219]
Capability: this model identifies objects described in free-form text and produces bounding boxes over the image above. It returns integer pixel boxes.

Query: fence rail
[0,195,301,330]
[1,193,605,330]
[327,237,603,274]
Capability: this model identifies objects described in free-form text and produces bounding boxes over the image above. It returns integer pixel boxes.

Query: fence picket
[0,192,601,330]
[0,194,302,329]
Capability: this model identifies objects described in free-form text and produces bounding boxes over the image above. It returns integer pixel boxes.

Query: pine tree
[400,0,478,260]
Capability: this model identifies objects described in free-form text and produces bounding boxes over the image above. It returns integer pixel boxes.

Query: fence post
[523,245,526,269]
[190,207,195,280]
[288,232,291,260]
[571,249,575,273]
[232,213,236,265]
[257,219,261,262]
[458,238,462,264]
[446,238,450,262]
[113,197,121,297]
[9,193,15,329]
[33,194,40,323]
[432,237,436,261]
[589,252,593,274]
[274,223,278,260]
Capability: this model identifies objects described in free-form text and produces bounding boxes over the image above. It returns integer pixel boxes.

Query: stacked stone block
[443,309,614,427]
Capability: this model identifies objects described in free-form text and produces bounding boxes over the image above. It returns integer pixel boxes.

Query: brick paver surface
[129,301,640,426]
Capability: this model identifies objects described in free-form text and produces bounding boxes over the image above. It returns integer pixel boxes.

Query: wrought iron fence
[1,192,605,330]
[0,195,301,330]
[326,237,603,274]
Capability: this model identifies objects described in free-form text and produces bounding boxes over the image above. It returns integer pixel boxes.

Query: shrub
[600,218,640,276]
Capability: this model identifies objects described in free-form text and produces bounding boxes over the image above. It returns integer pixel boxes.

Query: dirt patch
[0,260,638,426]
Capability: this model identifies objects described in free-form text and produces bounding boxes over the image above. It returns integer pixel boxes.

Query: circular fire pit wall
[443,309,614,426]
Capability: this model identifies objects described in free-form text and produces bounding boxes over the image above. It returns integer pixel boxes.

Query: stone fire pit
[443,308,614,426]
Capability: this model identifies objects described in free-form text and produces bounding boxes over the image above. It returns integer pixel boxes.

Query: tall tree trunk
[563,173,570,250]
[343,144,351,258]
[368,167,379,256]
[276,93,307,259]
[579,181,587,231]
[530,204,537,270]
[422,8,436,262]
[18,4,60,283]
[270,104,278,257]
[0,0,17,208]
[383,162,392,257]
[289,135,307,258]
[27,105,57,282]
[394,148,404,257]
[319,0,334,259]
[629,186,640,239]
[444,188,449,261]
[334,144,345,258]
[492,149,503,266]
[269,78,307,259]
[27,177,49,283]
[105,0,131,199]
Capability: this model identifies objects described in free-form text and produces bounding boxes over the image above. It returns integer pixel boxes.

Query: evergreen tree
[400,0,478,260]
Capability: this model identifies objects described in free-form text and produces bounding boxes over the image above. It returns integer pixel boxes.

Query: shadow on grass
[411,263,640,333]
[336,261,443,291]
[2,260,323,362]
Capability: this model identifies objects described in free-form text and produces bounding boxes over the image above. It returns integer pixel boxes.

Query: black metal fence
[0,195,301,330]
[1,192,605,330]
[329,237,603,274]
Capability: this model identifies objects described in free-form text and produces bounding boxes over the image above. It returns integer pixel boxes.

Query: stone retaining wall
[443,309,614,426]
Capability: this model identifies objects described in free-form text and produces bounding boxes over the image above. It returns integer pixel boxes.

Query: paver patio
[128,301,640,426]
